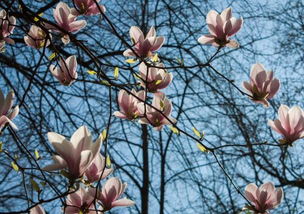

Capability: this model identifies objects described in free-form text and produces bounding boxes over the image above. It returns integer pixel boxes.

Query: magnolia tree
[0,0,303,213]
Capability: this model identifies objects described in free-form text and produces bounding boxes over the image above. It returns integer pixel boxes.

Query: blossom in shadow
[138,62,173,92]
[92,177,135,211]
[137,92,176,130]
[84,153,113,183]
[72,0,106,16]
[123,26,165,58]
[0,9,16,45]
[24,25,51,49]
[50,55,78,86]
[113,89,145,120]
[52,2,87,44]
[66,187,98,214]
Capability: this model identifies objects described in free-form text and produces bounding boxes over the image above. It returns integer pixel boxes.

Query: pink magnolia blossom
[268,105,304,145]
[72,0,106,16]
[0,90,19,131]
[198,8,243,48]
[138,92,176,130]
[94,177,135,211]
[66,187,98,214]
[24,25,51,49]
[84,153,113,183]
[52,2,87,44]
[113,89,145,120]
[43,126,102,179]
[0,10,16,45]
[50,55,78,86]
[30,205,45,214]
[139,62,173,92]
[244,182,283,214]
[123,26,165,58]
[243,63,280,107]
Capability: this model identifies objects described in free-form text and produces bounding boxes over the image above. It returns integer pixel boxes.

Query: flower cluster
[64,177,134,213]
[42,126,134,213]
[196,7,287,214]
[1,2,300,214]
[30,177,134,214]
[20,1,104,86]
[114,26,175,130]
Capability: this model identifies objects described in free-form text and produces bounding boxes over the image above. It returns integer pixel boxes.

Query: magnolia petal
[267,78,280,99]
[3,37,15,45]
[220,7,232,21]
[79,150,93,173]
[206,10,219,26]
[111,198,135,208]
[70,126,91,151]
[244,183,258,202]
[7,105,19,120]
[2,91,14,115]
[113,111,128,119]
[69,20,87,32]
[225,40,239,48]
[198,35,216,45]
[150,36,165,52]
[130,26,144,43]
[227,17,243,37]
[0,90,4,112]
[123,49,136,57]
[30,205,45,214]
[146,26,156,38]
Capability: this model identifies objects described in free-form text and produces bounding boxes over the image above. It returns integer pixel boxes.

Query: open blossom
[24,25,51,49]
[0,90,19,131]
[123,26,165,58]
[43,126,102,179]
[52,2,87,44]
[50,55,78,86]
[198,8,243,48]
[139,62,173,92]
[84,153,113,183]
[66,187,98,214]
[244,182,283,214]
[243,63,280,107]
[138,92,176,130]
[30,205,45,214]
[268,105,304,145]
[0,10,16,45]
[72,0,106,16]
[93,177,135,211]
[113,89,145,120]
